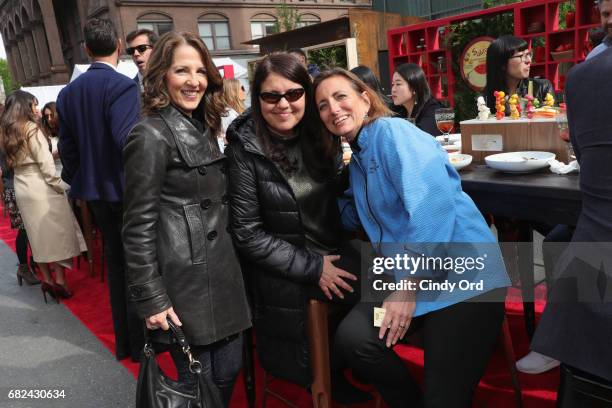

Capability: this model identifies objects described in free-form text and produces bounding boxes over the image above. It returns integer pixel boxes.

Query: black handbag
[136,318,224,408]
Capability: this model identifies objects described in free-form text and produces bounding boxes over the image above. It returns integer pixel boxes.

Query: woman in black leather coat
[225,53,364,400]
[122,31,251,405]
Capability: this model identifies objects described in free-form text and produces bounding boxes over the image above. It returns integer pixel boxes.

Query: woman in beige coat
[0,91,86,302]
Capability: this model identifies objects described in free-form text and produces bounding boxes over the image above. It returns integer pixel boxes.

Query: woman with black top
[122,32,251,406]
[391,63,443,136]
[484,35,554,114]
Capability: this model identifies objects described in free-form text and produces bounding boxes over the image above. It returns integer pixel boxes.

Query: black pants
[334,288,506,408]
[89,201,143,360]
[169,334,243,407]
[15,229,28,264]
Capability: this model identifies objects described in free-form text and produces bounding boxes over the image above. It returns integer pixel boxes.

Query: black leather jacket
[122,104,251,345]
[225,111,341,387]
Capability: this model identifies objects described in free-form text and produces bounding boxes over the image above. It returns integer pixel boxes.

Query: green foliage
[0,59,14,93]
[273,2,301,33]
[308,45,347,70]
[448,13,514,122]
[558,1,576,30]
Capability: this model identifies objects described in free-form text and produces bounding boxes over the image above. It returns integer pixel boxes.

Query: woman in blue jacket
[313,68,511,407]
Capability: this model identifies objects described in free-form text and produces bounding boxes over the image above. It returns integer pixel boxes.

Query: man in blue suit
[57,18,143,361]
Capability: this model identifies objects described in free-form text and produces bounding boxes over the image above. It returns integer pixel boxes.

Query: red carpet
[0,206,558,407]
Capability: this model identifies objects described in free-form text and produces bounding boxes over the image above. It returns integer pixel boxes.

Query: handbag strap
[143,317,203,374]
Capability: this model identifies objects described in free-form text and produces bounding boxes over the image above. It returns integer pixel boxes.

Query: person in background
[350,65,393,108]
[0,91,86,301]
[40,102,62,176]
[226,53,369,404]
[219,78,246,151]
[57,18,143,362]
[531,46,612,395]
[484,35,554,114]
[391,63,443,136]
[126,28,158,90]
[1,127,40,286]
[288,47,307,67]
[587,0,612,59]
[123,31,251,406]
[313,68,510,408]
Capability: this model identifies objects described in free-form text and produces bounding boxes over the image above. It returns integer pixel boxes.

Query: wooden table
[460,164,582,339]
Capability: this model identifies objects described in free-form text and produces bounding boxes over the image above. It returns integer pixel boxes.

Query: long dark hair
[251,53,338,180]
[393,63,432,118]
[0,91,40,168]
[350,65,392,107]
[41,101,58,138]
[142,31,224,136]
[484,35,528,111]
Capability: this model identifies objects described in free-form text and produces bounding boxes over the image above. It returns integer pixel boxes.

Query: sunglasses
[259,88,305,104]
[126,44,153,55]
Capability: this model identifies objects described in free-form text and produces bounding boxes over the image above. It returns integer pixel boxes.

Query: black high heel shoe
[41,282,59,304]
[53,283,73,299]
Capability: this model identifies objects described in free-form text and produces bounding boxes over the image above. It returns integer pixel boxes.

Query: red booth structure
[387,0,601,107]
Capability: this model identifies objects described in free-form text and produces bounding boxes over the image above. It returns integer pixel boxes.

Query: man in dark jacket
[57,18,142,361]
[125,28,157,90]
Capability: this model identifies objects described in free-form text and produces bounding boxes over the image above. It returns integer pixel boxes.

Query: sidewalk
[0,241,136,408]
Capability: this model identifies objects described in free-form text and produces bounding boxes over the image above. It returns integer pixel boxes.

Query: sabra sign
[460,36,494,92]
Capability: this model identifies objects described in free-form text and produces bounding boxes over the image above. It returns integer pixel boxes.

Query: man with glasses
[125,29,158,89]
[587,0,612,60]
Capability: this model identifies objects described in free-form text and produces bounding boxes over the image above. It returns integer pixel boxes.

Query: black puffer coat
[122,104,251,345]
[225,112,339,387]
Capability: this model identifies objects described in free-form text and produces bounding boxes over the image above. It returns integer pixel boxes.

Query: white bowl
[484,151,556,173]
[442,142,461,153]
[448,153,472,171]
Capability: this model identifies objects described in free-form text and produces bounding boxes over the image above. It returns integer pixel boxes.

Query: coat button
[207,231,218,241]
[221,195,229,205]
[198,166,207,175]
[131,287,142,297]
[200,199,212,210]
[220,164,227,174]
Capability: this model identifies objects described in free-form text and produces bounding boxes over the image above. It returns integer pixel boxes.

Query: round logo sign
[460,37,494,92]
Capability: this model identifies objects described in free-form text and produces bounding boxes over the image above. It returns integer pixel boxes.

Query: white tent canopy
[20,85,65,108]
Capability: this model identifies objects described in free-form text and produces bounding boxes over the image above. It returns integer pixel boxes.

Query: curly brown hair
[141,31,224,135]
[0,90,40,169]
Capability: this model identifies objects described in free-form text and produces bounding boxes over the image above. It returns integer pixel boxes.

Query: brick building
[0,0,371,86]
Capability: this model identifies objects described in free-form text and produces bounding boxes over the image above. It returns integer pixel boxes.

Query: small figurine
[494,91,505,120]
[508,93,520,119]
[476,96,491,120]
[544,92,555,107]
[525,95,536,119]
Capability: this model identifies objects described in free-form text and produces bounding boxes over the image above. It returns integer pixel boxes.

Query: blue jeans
[169,333,243,407]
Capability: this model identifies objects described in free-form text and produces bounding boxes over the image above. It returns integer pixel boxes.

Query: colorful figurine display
[525,95,536,119]
[476,96,491,120]
[544,92,555,107]
[508,93,520,119]
[494,91,505,120]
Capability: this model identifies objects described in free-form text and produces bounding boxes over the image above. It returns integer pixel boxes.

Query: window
[137,13,173,36]
[296,14,321,28]
[250,14,277,42]
[198,14,230,51]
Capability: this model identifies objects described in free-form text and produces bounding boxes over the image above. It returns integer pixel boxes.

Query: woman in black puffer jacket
[225,54,363,397]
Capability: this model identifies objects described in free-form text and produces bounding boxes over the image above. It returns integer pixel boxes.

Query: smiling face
[506,50,531,81]
[391,72,414,107]
[129,34,153,74]
[315,75,371,142]
[165,44,208,115]
[259,72,305,136]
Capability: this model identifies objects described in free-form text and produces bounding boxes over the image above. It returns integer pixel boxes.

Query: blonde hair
[222,79,245,114]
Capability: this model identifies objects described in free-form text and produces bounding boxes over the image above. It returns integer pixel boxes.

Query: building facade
[0,0,371,87]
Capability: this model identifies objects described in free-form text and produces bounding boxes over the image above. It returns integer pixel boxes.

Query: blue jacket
[340,117,510,316]
[57,62,140,202]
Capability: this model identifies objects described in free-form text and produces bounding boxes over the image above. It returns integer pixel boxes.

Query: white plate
[442,142,461,153]
[436,133,461,143]
[485,151,556,173]
[448,153,472,171]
